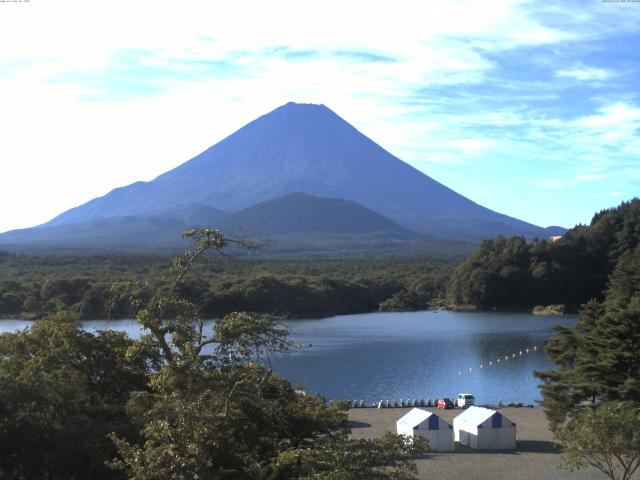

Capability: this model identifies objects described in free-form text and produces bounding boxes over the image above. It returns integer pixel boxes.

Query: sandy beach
[348,407,606,480]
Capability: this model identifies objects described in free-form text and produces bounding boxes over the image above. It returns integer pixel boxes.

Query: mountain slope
[0,206,228,249]
[0,216,187,248]
[41,102,555,239]
[0,194,418,251]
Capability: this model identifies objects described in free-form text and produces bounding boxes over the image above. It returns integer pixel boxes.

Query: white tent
[453,406,516,450]
[396,408,454,452]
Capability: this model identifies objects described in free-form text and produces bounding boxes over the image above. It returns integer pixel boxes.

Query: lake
[0,310,574,405]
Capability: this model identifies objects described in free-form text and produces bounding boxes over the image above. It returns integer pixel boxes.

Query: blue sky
[0,0,639,232]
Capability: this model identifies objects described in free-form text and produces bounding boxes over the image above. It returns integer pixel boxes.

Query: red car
[437,398,454,409]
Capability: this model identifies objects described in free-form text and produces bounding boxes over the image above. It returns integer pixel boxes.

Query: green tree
[557,401,640,480]
[446,236,531,307]
[0,311,150,480]
[277,433,428,480]
[536,245,640,429]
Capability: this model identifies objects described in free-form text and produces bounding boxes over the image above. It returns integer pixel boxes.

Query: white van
[457,393,475,408]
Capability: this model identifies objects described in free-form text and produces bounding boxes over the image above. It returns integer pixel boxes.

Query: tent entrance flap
[492,413,502,428]
[428,414,439,430]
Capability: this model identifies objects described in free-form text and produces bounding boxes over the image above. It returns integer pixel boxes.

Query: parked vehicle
[457,393,475,408]
[437,398,454,409]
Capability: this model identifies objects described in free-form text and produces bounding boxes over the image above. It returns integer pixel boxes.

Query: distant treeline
[445,199,640,310]
[0,253,453,319]
[5,199,637,319]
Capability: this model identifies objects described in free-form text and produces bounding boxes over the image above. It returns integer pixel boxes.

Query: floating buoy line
[342,398,534,409]
[457,345,540,377]
[337,346,543,409]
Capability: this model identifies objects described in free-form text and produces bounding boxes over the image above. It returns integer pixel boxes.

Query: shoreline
[0,304,575,322]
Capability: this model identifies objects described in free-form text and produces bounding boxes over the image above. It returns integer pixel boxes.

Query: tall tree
[536,245,640,429]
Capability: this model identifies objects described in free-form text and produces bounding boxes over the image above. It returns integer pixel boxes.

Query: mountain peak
[268,101,335,122]
[281,101,327,109]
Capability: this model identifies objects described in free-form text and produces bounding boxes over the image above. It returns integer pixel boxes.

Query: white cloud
[576,102,640,128]
[557,67,614,81]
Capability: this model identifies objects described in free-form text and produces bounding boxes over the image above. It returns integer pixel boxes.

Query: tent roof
[454,406,507,426]
[397,408,433,428]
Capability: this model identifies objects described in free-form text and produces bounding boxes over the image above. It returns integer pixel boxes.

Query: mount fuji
[0,102,562,252]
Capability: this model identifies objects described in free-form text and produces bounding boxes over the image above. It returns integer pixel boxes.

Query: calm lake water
[0,310,575,405]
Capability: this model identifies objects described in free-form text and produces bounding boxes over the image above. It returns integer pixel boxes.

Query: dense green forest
[0,252,453,320]
[446,199,640,311]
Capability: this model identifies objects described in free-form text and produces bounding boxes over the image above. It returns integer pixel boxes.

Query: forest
[0,252,453,320]
[445,199,640,311]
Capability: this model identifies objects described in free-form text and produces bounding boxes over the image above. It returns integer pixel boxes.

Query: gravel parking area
[348,407,606,480]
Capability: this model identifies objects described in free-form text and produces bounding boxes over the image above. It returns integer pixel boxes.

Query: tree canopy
[557,401,640,480]
[0,251,453,321]
[0,311,150,479]
[446,198,640,310]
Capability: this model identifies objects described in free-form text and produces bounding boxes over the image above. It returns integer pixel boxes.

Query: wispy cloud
[535,172,609,189]
[557,67,614,81]
[47,48,247,101]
